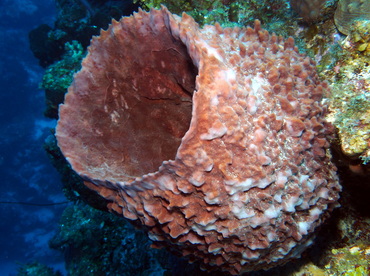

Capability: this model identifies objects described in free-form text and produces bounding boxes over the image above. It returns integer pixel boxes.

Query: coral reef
[29,0,139,66]
[292,243,370,276]
[49,203,171,275]
[342,20,370,56]
[288,0,370,168]
[329,82,370,164]
[17,262,62,276]
[334,0,370,35]
[317,19,370,166]
[134,0,291,30]
[56,7,341,275]
[41,41,85,119]
[28,24,65,68]
[326,245,370,276]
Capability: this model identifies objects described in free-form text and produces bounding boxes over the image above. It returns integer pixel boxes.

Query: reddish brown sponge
[56,7,341,275]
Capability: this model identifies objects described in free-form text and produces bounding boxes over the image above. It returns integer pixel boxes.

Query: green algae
[17,262,62,276]
[325,245,370,276]
[41,41,85,119]
[134,0,292,29]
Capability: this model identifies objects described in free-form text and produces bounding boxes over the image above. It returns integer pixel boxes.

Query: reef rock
[334,0,370,35]
[56,7,341,275]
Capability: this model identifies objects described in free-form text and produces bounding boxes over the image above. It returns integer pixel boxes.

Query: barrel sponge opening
[56,12,198,183]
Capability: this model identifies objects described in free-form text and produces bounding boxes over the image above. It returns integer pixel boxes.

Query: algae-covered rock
[325,43,370,165]
[49,203,170,276]
[41,41,85,119]
[134,0,291,30]
[325,245,370,275]
[17,262,62,276]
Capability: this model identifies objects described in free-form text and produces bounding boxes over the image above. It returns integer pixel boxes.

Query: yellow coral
[325,245,370,275]
[343,20,370,56]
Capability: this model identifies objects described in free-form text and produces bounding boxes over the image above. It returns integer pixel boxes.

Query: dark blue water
[0,1,67,274]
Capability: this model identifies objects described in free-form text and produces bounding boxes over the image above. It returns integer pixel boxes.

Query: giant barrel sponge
[56,6,341,275]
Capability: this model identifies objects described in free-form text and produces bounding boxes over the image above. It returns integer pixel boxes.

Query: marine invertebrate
[56,7,341,274]
[334,0,370,35]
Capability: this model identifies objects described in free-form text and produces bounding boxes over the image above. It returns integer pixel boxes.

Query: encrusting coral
[56,7,341,275]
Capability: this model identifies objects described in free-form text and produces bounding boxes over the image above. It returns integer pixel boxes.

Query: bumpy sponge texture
[56,7,341,275]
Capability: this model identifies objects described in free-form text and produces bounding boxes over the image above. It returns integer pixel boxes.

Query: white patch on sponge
[200,124,227,140]
[264,205,282,219]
